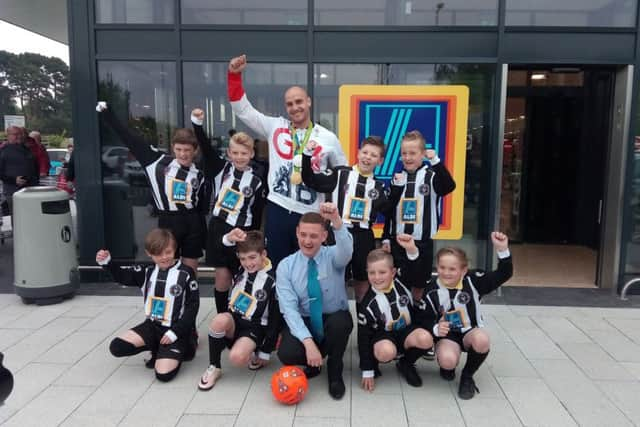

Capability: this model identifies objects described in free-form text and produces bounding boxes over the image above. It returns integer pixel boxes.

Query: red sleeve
[227,71,245,101]
[38,145,50,175]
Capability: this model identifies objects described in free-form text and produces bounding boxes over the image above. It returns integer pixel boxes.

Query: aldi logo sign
[338,85,468,239]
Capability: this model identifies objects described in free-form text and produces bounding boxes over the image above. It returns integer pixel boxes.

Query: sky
[0,20,69,64]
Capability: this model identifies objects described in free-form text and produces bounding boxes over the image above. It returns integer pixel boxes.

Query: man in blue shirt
[276,202,353,399]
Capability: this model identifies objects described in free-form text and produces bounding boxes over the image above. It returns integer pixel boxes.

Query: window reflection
[97,61,177,260]
[315,0,498,26]
[182,62,307,142]
[95,0,174,24]
[506,0,636,27]
[181,0,307,25]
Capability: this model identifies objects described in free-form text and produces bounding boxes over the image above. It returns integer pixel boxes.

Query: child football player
[191,108,266,315]
[419,231,512,399]
[358,235,434,391]
[198,230,280,390]
[383,130,456,297]
[96,228,200,382]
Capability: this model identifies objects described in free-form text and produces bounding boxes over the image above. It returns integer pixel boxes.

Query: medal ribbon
[290,121,314,175]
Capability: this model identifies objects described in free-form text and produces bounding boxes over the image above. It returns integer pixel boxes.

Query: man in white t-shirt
[227,54,347,267]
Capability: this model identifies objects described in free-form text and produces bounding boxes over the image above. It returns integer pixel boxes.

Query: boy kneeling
[420,231,512,399]
[96,228,199,382]
[358,235,434,391]
[198,230,279,390]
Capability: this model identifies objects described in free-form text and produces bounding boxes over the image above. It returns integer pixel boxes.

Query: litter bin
[13,187,79,305]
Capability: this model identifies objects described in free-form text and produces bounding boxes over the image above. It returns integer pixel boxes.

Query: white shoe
[198,365,222,391]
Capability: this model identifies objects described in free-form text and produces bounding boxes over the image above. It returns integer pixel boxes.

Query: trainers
[440,368,455,381]
[396,358,422,387]
[198,365,222,391]
[422,348,435,361]
[458,376,479,400]
[248,353,264,371]
[144,354,156,369]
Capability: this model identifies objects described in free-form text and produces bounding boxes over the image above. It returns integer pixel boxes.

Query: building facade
[68,0,640,292]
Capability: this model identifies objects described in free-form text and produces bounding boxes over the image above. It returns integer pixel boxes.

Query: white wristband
[429,155,441,165]
[433,324,440,338]
[497,249,511,259]
[362,370,375,378]
[190,114,203,126]
[257,351,271,361]
[407,249,420,261]
[164,330,177,343]
[97,254,111,266]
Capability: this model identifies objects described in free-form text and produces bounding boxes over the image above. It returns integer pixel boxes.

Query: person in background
[26,130,50,178]
[0,126,39,215]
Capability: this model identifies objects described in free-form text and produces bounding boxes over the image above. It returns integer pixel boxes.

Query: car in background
[123,151,145,184]
[46,148,67,176]
[101,145,129,173]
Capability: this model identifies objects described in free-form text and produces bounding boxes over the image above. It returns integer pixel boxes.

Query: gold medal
[290,171,302,185]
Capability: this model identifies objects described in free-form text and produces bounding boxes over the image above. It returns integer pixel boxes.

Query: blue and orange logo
[338,85,468,239]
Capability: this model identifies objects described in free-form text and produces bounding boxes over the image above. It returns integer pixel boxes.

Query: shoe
[396,358,422,387]
[328,377,346,399]
[440,368,455,381]
[422,348,435,361]
[144,354,156,369]
[458,376,479,400]
[198,365,222,391]
[247,353,264,371]
[303,365,321,379]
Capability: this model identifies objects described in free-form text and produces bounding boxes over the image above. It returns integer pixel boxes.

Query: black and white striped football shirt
[417,254,513,335]
[301,154,389,229]
[386,162,455,241]
[102,260,200,337]
[101,108,204,212]
[193,121,265,228]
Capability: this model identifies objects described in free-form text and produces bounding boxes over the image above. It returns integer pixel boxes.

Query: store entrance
[501,67,614,287]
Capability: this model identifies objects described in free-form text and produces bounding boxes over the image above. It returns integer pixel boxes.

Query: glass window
[506,0,637,27]
[314,63,495,267]
[624,116,640,275]
[97,61,177,261]
[389,64,494,266]
[181,0,307,25]
[314,64,382,133]
[182,62,307,158]
[95,0,174,24]
[315,0,498,26]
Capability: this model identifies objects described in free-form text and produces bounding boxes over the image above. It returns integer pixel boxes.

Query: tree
[0,50,71,134]
[0,51,18,119]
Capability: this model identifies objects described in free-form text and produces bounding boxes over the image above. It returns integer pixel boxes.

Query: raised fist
[227,228,247,243]
[490,231,509,252]
[319,202,340,222]
[425,149,436,160]
[229,55,247,74]
[396,233,418,254]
